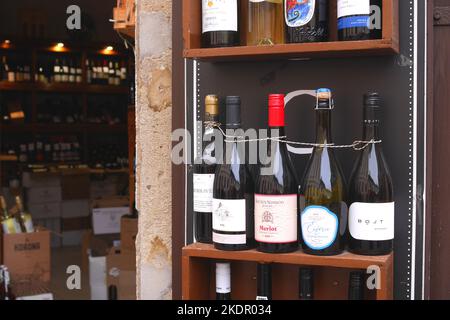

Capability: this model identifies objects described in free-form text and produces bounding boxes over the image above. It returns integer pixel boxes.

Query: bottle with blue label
[299,89,347,256]
[337,0,370,41]
[284,0,329,43]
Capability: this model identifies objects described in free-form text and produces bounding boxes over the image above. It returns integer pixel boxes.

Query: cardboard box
[22,172,60,188]
[61,174,90,200]
[61,216,91,231]
[34,218,61,248]
[27,187,62,204]
[2,229,51,285]
[106,247,136,300]
[89,255,107,300]
[61,200,90,218]
[120,216,138,253]
[90,178,119,199]
[62,230,85,247]
[92,197,129,235]
[28,202,61,219]
[81,230,120,272]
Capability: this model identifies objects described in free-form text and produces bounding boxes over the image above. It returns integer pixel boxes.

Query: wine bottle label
[349,202,395,241]
[212,199,246,232]
[202,0,238,33]
[23,214,34,233]
[1,218,21,234]
[301,206,339,250]
[337,0,370,30]
[193,173,215,213]
[255,194,297,244]
[285,0,316,28]
[256,296,269,300]
[216,263,231,294]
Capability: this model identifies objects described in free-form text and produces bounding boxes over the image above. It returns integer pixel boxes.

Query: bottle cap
[316,88,334,109]
[364,92,381,107]
[226,96,241,129]
[268,94,285,127]
[363,92,381,124]
[205,95,219,116]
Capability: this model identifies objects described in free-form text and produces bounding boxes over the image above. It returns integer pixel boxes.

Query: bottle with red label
[255,94,299,254]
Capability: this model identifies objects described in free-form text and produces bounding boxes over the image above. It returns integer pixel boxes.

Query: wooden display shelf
[0,154,17,162]
[183,0,399,61]
[182,243,393,300]
[0,124,127,133]
[0,81,129,94]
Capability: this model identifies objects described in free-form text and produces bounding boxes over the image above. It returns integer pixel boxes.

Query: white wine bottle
[0,196,20,234]
[15,196,34,233]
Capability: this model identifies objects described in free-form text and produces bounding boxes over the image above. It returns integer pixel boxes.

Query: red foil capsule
[268,94,285,127]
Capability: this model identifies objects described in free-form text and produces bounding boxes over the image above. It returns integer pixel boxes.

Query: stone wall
[135,0,173,300]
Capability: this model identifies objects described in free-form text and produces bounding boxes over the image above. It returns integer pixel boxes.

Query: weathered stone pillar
[135,0,172,300]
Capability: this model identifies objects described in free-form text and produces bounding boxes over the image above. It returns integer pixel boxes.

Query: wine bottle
[247,0,284,46]
[212,96,255,251]
[299,268,314,300]
[348,271,365,300]
[1,196,20,234]
[216,262,231,300]
[285,0,328,43]
[108,285,118,300]
[255,94,298,254]
[256,263,272,300]
[337,0,370,41]
[348,93,394,256]
[194,95,220,244]
[299,89,347,256]
[202,0,240,48]
[15,196,34,233]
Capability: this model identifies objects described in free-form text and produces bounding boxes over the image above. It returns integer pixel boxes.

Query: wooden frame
[182,243,393,300]
[183,0,399,60]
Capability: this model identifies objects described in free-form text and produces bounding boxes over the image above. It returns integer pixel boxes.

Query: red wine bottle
[348,93,394,256]
[285,0,329,43]
[299,268,314,300]
[256,263,272,300]
[213,96,255,251]
[202,0,240,48]
[255,94,298,254]
[299,89,347,256]
[193,95,220,244]
[216,262,231,300]
[337,0,370,41]
[348,271,365,300]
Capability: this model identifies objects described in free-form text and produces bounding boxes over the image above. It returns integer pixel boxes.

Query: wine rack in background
[113,0,136,39]
[0,40,133,168]
[183,0,399,60]
[183,243,393,300]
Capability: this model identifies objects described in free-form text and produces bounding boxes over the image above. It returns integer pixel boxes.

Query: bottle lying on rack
[202,0,240,48]
[256,263,272,300]
[299,88,347,256]
[337,0,370,41]
[255,94,298,254]
[216,262,231,300]
[194,95,220,244]
[299,268,314,300]
[247,0,284,46]
[348,93,394,256]
[285,0,329,43]
[212,96,255,251]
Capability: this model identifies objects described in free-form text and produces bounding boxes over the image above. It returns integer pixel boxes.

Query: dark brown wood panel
[431,0,450,300]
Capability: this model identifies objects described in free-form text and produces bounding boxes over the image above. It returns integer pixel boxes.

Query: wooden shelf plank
[0,154,18,162]
[0,124,127,133]
[184,39,399,61]
[0,81,129,94]
[183,243,393,269]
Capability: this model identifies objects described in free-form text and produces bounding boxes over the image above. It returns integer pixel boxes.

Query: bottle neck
[205,113,219,124]
[363,122,380,141]
[315,110,332,144]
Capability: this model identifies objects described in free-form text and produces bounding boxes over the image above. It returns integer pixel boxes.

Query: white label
[337,0,370,18]
[255,194,297,244]
[202,0,238,33]
[193,174,215,212]
[212,198,246,232]
[216,263,231,294]
[349,202,395,241]
[285,0,316,28]
[301,206,338,250]
[213,232,246,245]
[256,296,269,300]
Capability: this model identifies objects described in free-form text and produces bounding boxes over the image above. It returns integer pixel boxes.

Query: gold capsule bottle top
[205,95,219,117]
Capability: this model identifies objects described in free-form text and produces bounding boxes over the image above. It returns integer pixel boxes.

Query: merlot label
[193,173,215,213]
[285,0,316,28]
[212,198,246,232]
[255,194,297,244]
[349,202,395,241]
[202,0,238,33]
[301,206,338,250]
